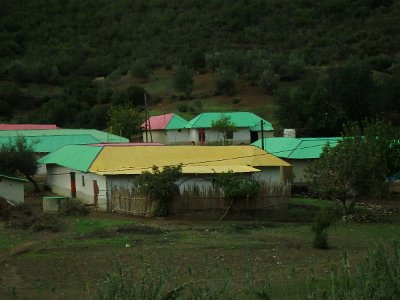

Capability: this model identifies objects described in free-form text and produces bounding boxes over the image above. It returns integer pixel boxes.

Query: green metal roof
[0,129,128,143]
[166,114,190,130]
[39,145,103,172]
[0,174,28,182]
[251,137,341,159]
[0,135,100,153]
[186,112,273,131]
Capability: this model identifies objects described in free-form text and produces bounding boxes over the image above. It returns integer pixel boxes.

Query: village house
[0,129,128,174]
[186,112,274,145]
[141,113,190,144]
[252,137,341,184]
[0,174,28,205]
[39,144,292,212]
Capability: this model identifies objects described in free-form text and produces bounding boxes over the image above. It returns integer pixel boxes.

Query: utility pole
[144,93,153,142]
[261,120,264,151]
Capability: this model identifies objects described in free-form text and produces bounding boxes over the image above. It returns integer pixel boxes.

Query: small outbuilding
[0,174,28,205]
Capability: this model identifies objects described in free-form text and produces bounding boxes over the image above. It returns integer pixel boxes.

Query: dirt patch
[88,224,165,238]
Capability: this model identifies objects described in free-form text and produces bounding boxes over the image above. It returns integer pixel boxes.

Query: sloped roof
[0,174,28,182]
[39,145,103,172]
[0,124,58,130]
[141,113,189,130]
[251,137,341,159]
[0,135,100,153]
[39,145,290,175]
[186,112,273,131]
[89,145,290,175]
[0,129,128,143]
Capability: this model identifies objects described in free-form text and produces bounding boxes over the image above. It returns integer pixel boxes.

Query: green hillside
[1,0,399,135]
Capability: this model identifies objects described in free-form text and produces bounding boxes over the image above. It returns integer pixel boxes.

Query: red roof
[89,142,163,147]
[141,113,174,130]
[0,124,59,130]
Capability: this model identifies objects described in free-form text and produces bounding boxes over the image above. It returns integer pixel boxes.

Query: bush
[58,199,90,216]
[31,213,63,232]
[3,204,35,229]
[177,103,189,112]
[311,208,335,249]
[215,67,237,96]
[130,59,150,80]
[258,69,279,95]
[173,65,193,98]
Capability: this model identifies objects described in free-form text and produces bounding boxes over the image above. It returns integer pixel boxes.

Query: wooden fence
[110,182,291,216]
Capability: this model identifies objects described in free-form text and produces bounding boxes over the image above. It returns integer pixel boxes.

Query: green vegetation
[136,165,183,216]
[0,136,39,190]
[307,120,400,215]
[107,103,142,140]
[2,1,399,129]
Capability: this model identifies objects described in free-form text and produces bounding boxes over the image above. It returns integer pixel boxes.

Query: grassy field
[0,197,399,299]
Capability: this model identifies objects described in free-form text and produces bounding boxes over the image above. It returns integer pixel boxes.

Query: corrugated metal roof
[186,112,273,131]
[141,113,189,130]
[0,135,100,153]
[0,129,128,143]
[89,145,290,175]
[88,142,163,146]
[0,174,28,182]
[95,165,260,175]
[39,145,103,172]
[0,124,58,130]
[251,137,341,159]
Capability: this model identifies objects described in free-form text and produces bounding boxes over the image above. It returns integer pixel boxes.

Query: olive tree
[307,120,400,215]
[136,165,182,216]
[0,136,39,191]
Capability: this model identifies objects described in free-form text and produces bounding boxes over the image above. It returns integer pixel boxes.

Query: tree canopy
[307,120,400,215]
[107,103,142,141]
[0,136,39,191]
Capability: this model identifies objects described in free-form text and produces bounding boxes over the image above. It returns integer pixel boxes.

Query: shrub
[215,67,237,96]
[130,59,150,80]
[258,69,279,95]
[31,213,63,232]
[173,65,193,98]
[311,208,335,249]
[177,103,189,112]
[58,199,90,216]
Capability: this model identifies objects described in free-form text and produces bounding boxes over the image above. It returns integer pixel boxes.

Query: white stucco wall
[143,131,168,144]
[289,159,314,184]
[45,165,107,209]
[252,167,282,184]
[0,178,25,204]
[257,130,274,139]
[189,128,254,145]
[166,129,191,144]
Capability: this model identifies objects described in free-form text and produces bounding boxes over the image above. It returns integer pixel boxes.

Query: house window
[178,129,182,132]
[82,175,85,187]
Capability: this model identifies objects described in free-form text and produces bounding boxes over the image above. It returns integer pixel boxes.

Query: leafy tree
[215,67,237,96]
[0,136,39,191]
[136,165,182,216]
[131,59,150,80]
[258,69,279,95]
[211,115,237,144]
[173,65,193,99]
[107,103,142,140]
[215,171,260,202]
[307,120,400,215]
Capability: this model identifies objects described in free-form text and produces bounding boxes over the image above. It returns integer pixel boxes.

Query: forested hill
[1,0,400,134]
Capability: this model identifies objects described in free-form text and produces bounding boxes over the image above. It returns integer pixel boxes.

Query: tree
[215,171,260,220]
[107,104,142,141]
[0,136,39,191]
[307,120,400,215]
[214,67,237,96]
[136,165,182,216]
[211,115,237,144]
[173,65,193,99]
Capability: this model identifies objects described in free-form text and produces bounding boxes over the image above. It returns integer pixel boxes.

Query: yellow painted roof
[94,165,260,175]
[89,145,290,175]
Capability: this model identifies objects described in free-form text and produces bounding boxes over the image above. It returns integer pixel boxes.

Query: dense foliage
[136,165,182,217]
[1,0,400,130]
[0,136,39,191]
[307,120,400,215]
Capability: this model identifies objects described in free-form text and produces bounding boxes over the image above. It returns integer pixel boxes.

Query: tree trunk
[26,175,40,192]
